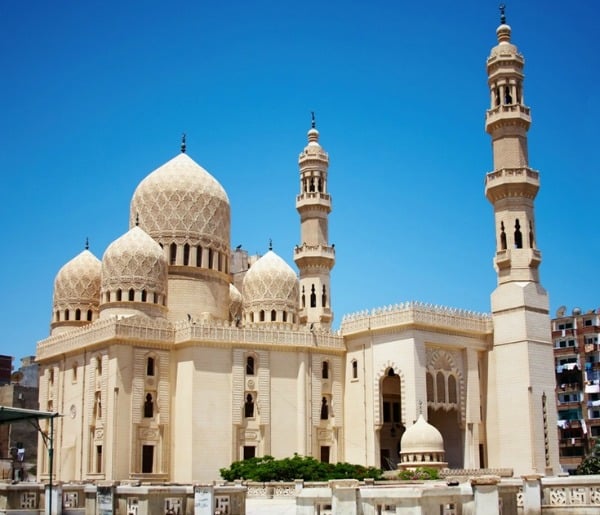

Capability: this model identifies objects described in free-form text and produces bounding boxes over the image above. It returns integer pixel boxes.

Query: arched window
[141,290,147,302]
[116,289,122,301]
[436,372,445,403]
[310,284,316,308]
[196,246,202,267]
[87,310,93,321]
[322,285,327,307]
[208,249,213,269]
[448,375,458,404]
[301,287,306,308]
[75,309,81,321]
[128,289,135,301]
[55,310,60,322]
[65,309,70,321]
[271,310,276,322]
[170,243,177,265]
[514,219,523,249]
[320,397,329,420]
[96,356,102,377]
[322,361,329,379]
[183,244,190,265]
[244,394,254,418]
[72,363,78,382]
[105,292,110,303]
[153,292,158,304]
[504,84,513,104]
[426,372,434,402]
[351,360,358,379]
[246,356,255,376]
[144,393,154,418]
[282,311,288,322]
[146,357,155,376]
[500,222,507,250]
[259,310,265,322]
[249,312,254,323]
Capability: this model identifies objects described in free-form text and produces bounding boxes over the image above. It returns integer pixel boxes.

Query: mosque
[35,12,560,483]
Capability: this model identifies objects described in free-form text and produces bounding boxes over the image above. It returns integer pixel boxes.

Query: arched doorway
[379,368,405,470]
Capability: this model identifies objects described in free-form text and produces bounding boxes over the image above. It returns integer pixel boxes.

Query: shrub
[220,454,383,481]
[398,467,440,480]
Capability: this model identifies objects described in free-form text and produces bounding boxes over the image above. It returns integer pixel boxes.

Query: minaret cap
[496,4,511,43]
[307,112,320,144]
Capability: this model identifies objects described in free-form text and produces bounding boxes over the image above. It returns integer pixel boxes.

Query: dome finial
[269,238,273,251]
[311,111,316,129]
[499,3,506,24]
[85,237,89,250]
[135,213,140,226]
[181,133,187,153]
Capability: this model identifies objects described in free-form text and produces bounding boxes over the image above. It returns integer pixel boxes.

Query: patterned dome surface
[243,251,299,306]
[130,153,230,250]
[53,249,101,309]
[400,414,445,453]
[100,226,168,297]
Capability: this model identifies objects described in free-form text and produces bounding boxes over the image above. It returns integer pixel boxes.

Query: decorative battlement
[294,243,335,259]
[485,167,540,201]
[36,315,345,360]
[341,301,492,336]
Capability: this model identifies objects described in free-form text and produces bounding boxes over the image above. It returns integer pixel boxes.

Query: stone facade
[34,14,560,483]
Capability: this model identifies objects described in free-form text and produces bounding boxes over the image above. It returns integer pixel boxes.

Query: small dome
[100,226,168,308]
[243,251,299,320]
[400,414,445,453]
[299,127,329,160]
[229,283,243,321]
[52,249,101,329]
[130,153,230,252]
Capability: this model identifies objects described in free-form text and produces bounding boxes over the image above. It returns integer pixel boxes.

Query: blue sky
[1,1,598,361]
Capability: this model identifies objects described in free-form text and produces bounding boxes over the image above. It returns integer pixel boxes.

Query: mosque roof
[242,250,299,308]
[130,152,230,249]
[100,226,167,297]
[53,248,101,309]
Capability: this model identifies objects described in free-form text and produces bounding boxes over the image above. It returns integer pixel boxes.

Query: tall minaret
[294,114,335,329]
[484,6,559,475]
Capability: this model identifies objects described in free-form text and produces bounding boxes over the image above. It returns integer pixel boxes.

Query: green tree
[575,441,600,475]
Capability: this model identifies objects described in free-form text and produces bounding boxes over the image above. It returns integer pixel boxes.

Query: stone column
[521,474,542,515]
[330,480,358,515]
[471,476,500,515]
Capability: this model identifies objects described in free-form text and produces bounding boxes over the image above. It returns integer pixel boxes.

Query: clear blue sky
[1,1,598,361]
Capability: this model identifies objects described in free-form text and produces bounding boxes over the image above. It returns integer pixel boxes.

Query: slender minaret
[294,114,335,329]
[484,6,559,475]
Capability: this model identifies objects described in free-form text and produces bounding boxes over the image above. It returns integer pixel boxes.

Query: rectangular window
[96,445,103,474]
[591,426,600,437]
[243,446,256,460]
[320,446,330,463]
[142,445,154,473]
[585,319,593,326]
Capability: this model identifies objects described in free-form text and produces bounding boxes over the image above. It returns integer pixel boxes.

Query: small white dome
[130,152,230,253]
[400,414,445,454]
[100,226,168,304]
[242,251,299,319]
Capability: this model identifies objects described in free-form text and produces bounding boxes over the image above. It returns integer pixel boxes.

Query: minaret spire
[483,12,559,476]
[181,133,186,153]
[499,3,506,24]
[85,237,89,250]
[294,117,334,329]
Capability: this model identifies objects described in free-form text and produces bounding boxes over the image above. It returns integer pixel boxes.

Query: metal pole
[48,416,54,514]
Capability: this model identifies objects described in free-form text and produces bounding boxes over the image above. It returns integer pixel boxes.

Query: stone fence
[1,475,600,514]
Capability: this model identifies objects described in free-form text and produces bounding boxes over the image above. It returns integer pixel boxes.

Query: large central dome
[130,152,230,251]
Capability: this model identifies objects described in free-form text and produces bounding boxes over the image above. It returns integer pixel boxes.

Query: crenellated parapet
[341,301,492,337]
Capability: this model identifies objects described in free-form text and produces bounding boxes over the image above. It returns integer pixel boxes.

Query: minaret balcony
[485,104,531,132]
[296,192,332,210]
[294,244,335,269]
[485,167,539,202]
